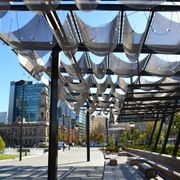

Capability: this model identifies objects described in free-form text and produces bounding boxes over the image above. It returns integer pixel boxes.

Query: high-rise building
[8,81,49,123]
[0,112,7,124]
[0,81,50,147]
[78,109,86,142]
[57,101,81,144]
[90,115,105,136]
[58,102,77,128]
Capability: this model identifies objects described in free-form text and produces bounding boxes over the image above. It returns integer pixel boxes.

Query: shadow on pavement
[0,165,103,180]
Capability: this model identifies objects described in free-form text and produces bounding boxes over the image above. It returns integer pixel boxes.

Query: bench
[127,157,146,166]
[138,162,157,178]
[148,160,180,180]
[118,152,128,156]
[109,158,117,166]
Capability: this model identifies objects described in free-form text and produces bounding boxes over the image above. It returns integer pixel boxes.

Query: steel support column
[62,114,65,151]
[105,117,109,145]
[148,115,158,147]
[86,104,90,162]
[19,81,25,161]
[153,114,165,152]
[172,128,180,156]
[48,48,59,180]
[161,102,176,154]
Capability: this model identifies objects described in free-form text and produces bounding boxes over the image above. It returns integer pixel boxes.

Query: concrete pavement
[0,148,165,179]
[0,147,104,179]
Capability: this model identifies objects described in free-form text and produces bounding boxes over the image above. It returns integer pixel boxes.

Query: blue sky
[0,41,35,112]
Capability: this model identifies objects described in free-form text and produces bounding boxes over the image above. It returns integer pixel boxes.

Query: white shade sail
[0,1,179,118]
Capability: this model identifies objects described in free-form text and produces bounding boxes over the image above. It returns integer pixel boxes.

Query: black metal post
[62,114,65,151]
[153,114,165,152]
[161,116,174,154]
[86,104,90,162]
[172,128,180,156]
[105,117,109,145]
[68,118,71,150]
[48,48,59,180]
[148,115,158,147]
[19,80,26,161]
[76,115,80,145]
[161,102,177,154]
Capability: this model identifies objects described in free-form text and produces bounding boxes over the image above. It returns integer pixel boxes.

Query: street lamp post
[62,114,65,151]
[68,118,71,150]
[105,117,109,146]
[17,80,26,161]
[75,115,79,145]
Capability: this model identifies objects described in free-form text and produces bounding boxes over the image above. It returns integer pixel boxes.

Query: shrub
[106,138,119,152]
[0,136,5,152]
[124,144,180,157]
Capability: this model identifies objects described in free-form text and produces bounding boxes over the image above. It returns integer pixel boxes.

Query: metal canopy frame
[0,1,180,179]
[0,0,179,134]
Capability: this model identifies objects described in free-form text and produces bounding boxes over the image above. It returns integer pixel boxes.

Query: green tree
[120,121,165,146]
[132,129,141,144]
[98,134,104,143]
[120,130,131,145]
[58,128,67,142]
[0,136,5,152]
[170,113,180,136]
[107,137,118,152]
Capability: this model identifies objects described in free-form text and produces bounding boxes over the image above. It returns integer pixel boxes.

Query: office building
[0,112,7,124]
[8,81,49,123]
[0,81,50,147]
[58,102,77,128]
[78,109,86,142]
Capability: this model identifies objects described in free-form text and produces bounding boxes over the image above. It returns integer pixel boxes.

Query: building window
[41,112,44,118]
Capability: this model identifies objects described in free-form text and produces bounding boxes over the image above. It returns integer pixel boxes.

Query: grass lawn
[0,154,19,160]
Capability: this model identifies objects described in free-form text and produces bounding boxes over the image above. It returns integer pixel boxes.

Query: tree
[106,137,118,152]
[98,134,104,143]
[0,135,5,152]
[170,113,180,136]
[120,121,165,146]
[58,128,67,142]
[120,130,131,145]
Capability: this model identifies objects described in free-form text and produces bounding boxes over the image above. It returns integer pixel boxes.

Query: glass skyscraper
[8,81,49,123]
[58,102,78,128]
[0,112,7,124]
[78,109,86,141]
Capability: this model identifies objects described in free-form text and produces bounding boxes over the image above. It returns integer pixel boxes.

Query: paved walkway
[0,148,165,179]
[103,155,144,180]
[0,147,104,179]
[103,154,164,180]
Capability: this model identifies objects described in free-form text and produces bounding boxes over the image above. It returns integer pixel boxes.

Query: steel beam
[48,48,59,180]
[153,114,165,152]
[63,82,180,90]
[8,3,180,12]
[148,115,158,147]
[128,83,180,88]
[161,102,177,154]
[126,95,180,102]
[172,129,180,156]
[86,103,90,162]
[117,119,159,122]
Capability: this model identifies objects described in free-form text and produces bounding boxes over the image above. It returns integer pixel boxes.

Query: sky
[0,41,35,112]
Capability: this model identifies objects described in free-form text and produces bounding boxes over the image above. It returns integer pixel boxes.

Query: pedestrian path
[103,156,144,180]
[0,148,165,179]
[0,147,104,179]
[103,154,164,180]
